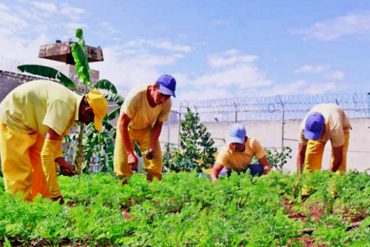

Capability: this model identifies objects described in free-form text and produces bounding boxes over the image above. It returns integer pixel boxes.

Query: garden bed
[0,171,369,246]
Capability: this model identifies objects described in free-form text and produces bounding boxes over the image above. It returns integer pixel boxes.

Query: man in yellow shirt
[114,74,175,182]
[0,80,108,202]
[211,124,271,182]
[297,103,351,173]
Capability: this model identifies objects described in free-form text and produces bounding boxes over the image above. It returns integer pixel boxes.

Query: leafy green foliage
[163,108,217,172]
[251,147,292,172]
[94,79,118,94]
[64,92,124,173]
[17,64,76,89]
[71,28,90,86]
[0,172,368,246]
[266,146,292,172]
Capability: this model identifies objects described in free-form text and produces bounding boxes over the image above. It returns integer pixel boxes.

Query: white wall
[160,118,370,173]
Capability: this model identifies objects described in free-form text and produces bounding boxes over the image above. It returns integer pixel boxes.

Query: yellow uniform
[298,104,351,172]
[216,137,266,172]
[0,80,83,200]
[114,85,171,178]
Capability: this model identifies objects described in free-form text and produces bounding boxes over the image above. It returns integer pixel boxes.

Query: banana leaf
[93,79,117,94]
[17,64,76,89]
[71,29,90,85]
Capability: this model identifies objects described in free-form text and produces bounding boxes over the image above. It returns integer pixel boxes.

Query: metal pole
[367,92,370,117]
[178,104,182,148]
[167,111,171,146]
[277,96,285,152]
[234,102,238,123]
[281,103,285,152]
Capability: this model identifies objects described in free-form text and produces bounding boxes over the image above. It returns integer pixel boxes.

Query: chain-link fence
[161,92,370,172]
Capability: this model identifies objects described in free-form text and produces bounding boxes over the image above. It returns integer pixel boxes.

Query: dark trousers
[220,164,264,177]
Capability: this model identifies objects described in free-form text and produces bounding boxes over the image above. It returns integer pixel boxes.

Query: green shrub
[163,108,217,172]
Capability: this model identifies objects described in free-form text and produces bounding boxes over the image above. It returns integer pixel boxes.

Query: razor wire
[178,93,370,122]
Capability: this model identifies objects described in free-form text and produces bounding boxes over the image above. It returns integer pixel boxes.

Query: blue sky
[1,0,370,100]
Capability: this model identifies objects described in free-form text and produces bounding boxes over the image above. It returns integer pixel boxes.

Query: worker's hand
[127,152,138,171]
[58,160,76,176]
[51,195,65,205]
[263,165,271,174]
[145,148,155,160]
[329,164,338,172]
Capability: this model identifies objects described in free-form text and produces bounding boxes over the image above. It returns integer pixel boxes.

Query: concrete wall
[0,70,41,101]
[160,118,370,173]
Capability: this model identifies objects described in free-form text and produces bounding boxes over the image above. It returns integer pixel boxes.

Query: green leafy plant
[266,146,292,172]
[251,146,292,172]
[163,108,217,172]
[0,171,369,245]
[17,65,76,89]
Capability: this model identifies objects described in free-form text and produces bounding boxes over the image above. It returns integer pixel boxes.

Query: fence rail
[178,92,370,122]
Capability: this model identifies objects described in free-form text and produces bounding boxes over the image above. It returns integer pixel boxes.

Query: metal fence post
[178,104,182,148]
[367,92,370,117]
[167,112,171,146]
[234,102,238,123]
[277,96,285,152]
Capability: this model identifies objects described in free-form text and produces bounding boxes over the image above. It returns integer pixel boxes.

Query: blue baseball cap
[228,123,246,144]
[304,112,325,140]
[156,74,176,97]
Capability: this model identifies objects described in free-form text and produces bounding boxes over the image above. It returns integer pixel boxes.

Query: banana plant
[17,28,122,174]
[79,82,124,173]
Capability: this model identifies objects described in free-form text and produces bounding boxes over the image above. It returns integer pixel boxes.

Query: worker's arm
[118,113,138,170]
[257,156,271,174]
[296,143,307,174]
[41,128,63,201]
[330,145,343,172]
[146,120,163,159]
[210,163,224,182]
[52,138,75,176]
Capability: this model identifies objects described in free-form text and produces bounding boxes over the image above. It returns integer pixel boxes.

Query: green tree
[164,108,217,172]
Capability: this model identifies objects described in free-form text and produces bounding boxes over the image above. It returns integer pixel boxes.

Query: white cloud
[324,70,344,80]
[0,1,89,72]
[0,3,8,11]
[295,64,344,81]
[92,44,185,93]
[98,22,120,36]
[0,8,28,28]
[64,22,88,34]
[123,39,192,53]
[208,49,257,68]
[152,41,191,53]
[262,80,340,96]
[92,46,271,100]
[295,64,329,74]
[60,3,85,20]
[30,1,57,13]
[295,11,370,41]
[193,64,271,89]
[172,50,272,100]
